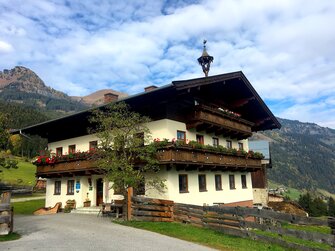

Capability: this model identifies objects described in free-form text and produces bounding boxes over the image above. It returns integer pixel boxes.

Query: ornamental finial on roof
[197,40,214,77]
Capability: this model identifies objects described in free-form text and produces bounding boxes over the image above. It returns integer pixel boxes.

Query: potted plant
[83,193,91,207]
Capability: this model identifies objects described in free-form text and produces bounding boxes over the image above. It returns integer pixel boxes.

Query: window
[241,175,247,189]
[179,174,188,193]
[135,178,145,196]
[177,131,186,142]
[67,180,74,195]
[89,141,98,151]
[198,174,207,192]
[229,175,235,189]
[215,175,222,190]
[238,142,244,150]
[54,181,61,195]
[68,145,76,154]
[226,140,232,149]
[196,134,204,145]
[56,147,63,156]
[134,132,144,146]
[212,137,219,147]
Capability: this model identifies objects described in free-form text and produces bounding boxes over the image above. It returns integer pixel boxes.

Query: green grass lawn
[252,229,332,250]
[281,222,331,235]
[0,232,21,242]
[119,221,290,251]
[11,199,45,215]
[0,159,36,186]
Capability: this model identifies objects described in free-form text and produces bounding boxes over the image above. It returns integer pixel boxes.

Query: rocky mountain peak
[0,66,68,99]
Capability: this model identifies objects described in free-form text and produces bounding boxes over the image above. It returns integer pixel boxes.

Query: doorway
[96,178,103,206]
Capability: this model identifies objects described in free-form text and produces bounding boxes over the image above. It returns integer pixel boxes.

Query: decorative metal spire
[197,40,214,77]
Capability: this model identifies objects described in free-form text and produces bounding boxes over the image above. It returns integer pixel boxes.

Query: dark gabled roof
[15,71,280,142]
[172,71,281,131]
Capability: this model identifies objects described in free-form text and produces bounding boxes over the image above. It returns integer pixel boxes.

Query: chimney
[104,92,118,103]
[144,85,158,92]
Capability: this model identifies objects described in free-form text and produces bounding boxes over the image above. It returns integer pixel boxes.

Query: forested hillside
[0,101,50,129]
[262,118,335,194]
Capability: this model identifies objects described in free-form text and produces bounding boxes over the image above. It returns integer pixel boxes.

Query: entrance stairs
[71,206,100,215]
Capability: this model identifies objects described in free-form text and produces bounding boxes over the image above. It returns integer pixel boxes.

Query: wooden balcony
[36,160,102,178]
[36,146,261,177]
[186,104,253,139]
[157,146,262,171]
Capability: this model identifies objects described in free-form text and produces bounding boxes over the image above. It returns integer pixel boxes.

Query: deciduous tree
[89,102,165,199]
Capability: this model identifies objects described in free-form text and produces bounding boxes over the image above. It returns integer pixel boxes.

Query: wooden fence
[0,192,13,235]
[129,197,335,250]
[130,196,174,222]
[175,203,335,251]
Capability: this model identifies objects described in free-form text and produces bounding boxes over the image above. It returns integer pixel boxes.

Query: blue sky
[0,0,334,128]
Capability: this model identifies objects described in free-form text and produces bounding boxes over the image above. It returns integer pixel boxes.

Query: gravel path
[2,214,215,251]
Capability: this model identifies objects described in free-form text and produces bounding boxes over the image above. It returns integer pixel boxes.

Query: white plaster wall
[45,175,124,208]
[48,119,249,153]
[145,168,253,206]
[48,135,99,154]
[147,119,249,151]
[45,178,85,208]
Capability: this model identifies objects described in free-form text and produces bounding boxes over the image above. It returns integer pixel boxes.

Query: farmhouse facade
[18,72,280,208]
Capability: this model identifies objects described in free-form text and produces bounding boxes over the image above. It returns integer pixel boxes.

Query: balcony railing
[157,144,262,170]
[186,104,254,139]
[35,143,262,177]
[36,159,101,177]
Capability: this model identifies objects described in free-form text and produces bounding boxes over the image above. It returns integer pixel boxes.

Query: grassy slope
[268,180,335,201]
[268,180,302,201]
[120,221,289,251]
[0,159,36,186]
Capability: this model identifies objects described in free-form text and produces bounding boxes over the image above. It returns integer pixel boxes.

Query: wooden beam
[231,97,255,108]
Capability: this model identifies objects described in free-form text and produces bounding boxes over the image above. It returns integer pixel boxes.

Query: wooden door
[96,178,103,206]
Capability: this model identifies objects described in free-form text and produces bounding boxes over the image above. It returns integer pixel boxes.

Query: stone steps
[71,207,101,215]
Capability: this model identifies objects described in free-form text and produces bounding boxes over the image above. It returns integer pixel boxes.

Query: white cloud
[0,41,13,53]
[0,0,334,128]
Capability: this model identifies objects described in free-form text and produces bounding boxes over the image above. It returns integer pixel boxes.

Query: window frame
[56,147,63,156]
[241,174,247,189]
[229,174,235,190]
[54,180,61,195]
[89,141,98,151]
[178,174,188,193]
[238,142,244,151]
[198,174,207,192]
[67,180,74,195]
[212,137,219,147]
[177,130,186,142]
[226,140,232,149]
[68,145,76,154]
[196,134,204,145]
[215,174,222,191]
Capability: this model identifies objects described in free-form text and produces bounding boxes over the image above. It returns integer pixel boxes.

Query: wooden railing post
[328,217,335,248]
[10,206,14,233]
[127,187,133,221]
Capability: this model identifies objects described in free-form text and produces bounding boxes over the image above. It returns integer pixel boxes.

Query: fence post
[328,217,335,248]
[10,206,14,233]
[127,187,133,221]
